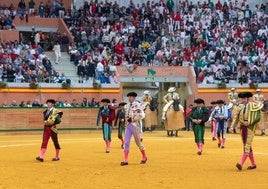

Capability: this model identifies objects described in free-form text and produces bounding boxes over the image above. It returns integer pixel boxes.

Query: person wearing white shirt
[209,100,229,148]
[35,32,40,45]
[12,44,21,55]
[157,4,164,17]
[257,26,267,37]
[208,49,216,62]
[202,64,213,73]
[180,30,186,48]
[161,35,169,48]
[15,72,25,83]
[100,15,107,25]
[215,69,224,81]
[212,60,223,72]
[114,33,122,45]
[96,61,104,80]
[53,42,61,64]
[38,52,47,60]
[128,24,136,34]
[202,73,215,84]
[109,28,117,40]
[258,48,266,62]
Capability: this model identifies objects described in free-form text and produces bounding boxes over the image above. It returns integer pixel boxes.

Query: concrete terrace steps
[45,51,79,83]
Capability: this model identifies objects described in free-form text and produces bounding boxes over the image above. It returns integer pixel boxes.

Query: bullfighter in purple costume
[120,92,147,166]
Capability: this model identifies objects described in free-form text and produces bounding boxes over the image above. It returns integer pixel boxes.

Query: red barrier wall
[0,108,99,132]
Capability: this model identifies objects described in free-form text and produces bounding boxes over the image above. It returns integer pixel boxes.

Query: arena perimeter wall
[1,66,268,133]
[0,107,99,133]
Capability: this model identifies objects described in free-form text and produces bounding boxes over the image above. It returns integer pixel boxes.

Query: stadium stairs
[45,51,79,84]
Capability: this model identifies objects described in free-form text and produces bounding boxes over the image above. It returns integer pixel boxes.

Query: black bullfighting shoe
[36,156,44,162]
[247,165,257,170]
[236,163,242,171]
[120,162,128,166]
[140,157,147,164]
[52,157,60,161]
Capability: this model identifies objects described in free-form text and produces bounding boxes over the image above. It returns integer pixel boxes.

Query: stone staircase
[45,51,79,83]
[44,51,120,88]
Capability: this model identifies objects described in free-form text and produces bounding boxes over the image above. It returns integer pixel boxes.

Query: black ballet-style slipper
[236,163,242,171]
[120,162,128,166]
[247,165,257,170]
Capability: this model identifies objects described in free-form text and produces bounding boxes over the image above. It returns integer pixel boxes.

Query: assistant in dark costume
[114,102,127,149]
[190,98,210,155]
[97,98,116,153]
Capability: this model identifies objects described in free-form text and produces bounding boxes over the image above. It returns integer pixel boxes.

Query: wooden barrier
[0,107,99,133]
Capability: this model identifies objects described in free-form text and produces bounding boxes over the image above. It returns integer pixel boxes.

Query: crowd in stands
[1,97,100,108]
[0,0,268,85]
[0,37,71,83]
[64,0,268,85]
[0,0,70,83]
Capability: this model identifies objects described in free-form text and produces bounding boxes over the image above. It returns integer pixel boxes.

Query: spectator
[100,72,110,84]
[109,72,119,84]
[64,100,72,107]
[53,41,61,64]
[81,97,89,107]
[26,100,32,107]
[42,57,52,73]
[18,0,26,15]
[58,2,65,18]
[96,60,104,80]
[6,64,15,82]
[32,99,41,107]
[19,100,27,107]
[55,97,65,107]
[85,58,96,82]
[10,100,18,107]
[61,33,69,52]
[59,72,67,83]
[71,99,79,107]
[90,98,99,107]
[38,1,45,17]
[14,72,25,83]
[202,72,215,84]
[28,0,36,16]
[53,72,61,83]
[77,61,85,83]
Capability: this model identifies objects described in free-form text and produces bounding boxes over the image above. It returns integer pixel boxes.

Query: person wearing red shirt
[90,2,97,15]
[215,0,222,10]
[185,104,193,131]
[114,39,124,65]
[173,11,181,31]
[114,21,122,32]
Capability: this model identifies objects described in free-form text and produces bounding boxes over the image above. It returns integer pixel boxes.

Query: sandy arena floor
[0,129,268,189]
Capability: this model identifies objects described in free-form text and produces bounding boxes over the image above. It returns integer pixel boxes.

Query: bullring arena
[1,130,268,189]
[0,0,268,188]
